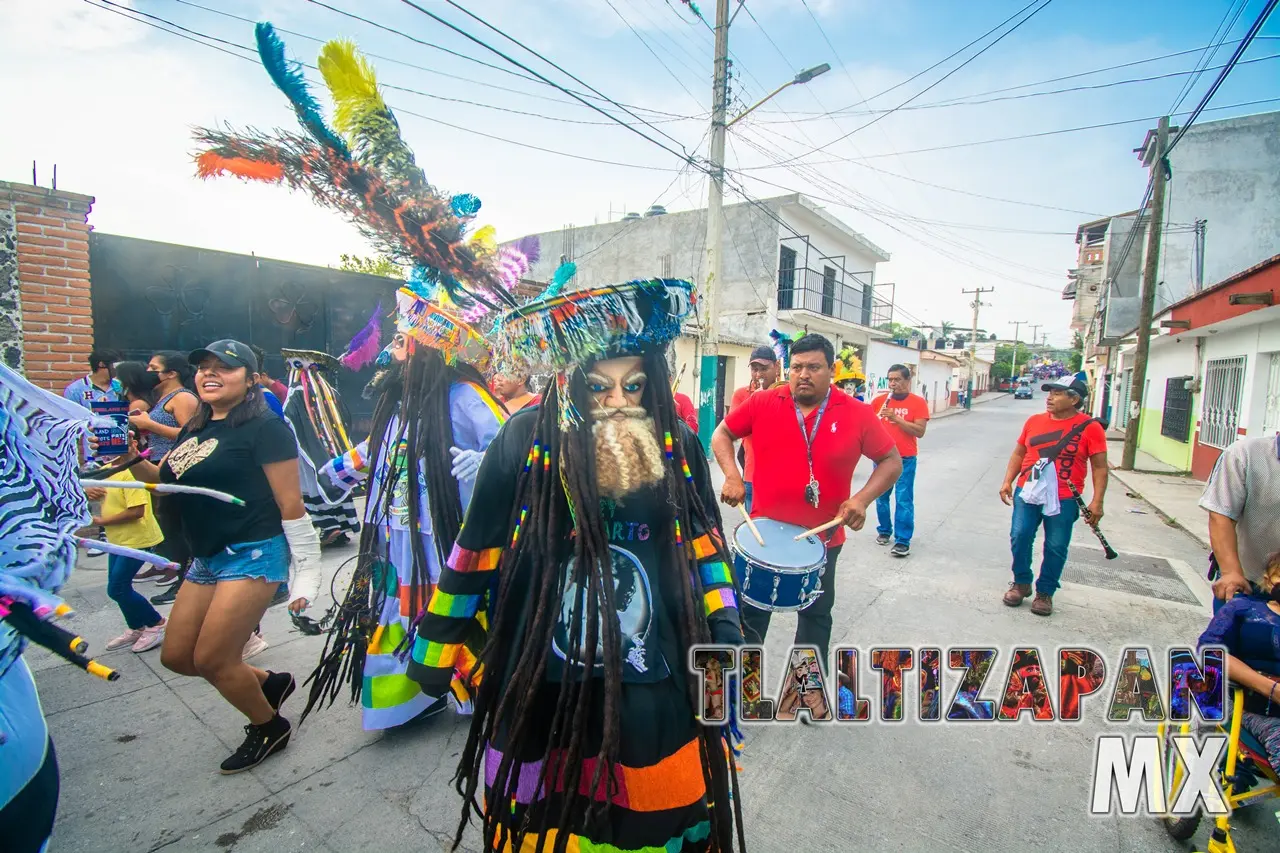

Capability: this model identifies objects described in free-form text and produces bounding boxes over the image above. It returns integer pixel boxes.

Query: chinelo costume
[192,24,522,732]
[279,348,362,547]
[406,276,747,852]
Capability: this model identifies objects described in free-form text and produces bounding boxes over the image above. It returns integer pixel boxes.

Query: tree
[876,321,919,340]
[988,332,997,341]
[338,254,404,279]
[990,342,1034,382]
[939,321,956,339]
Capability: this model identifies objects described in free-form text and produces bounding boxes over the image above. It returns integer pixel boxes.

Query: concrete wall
[1161,111,1280,304]
[1100,213,1147,342]
[1133,336,1197,471]
[865,340,921,397]
[507,194,888,355]
[1200,313,1280,436]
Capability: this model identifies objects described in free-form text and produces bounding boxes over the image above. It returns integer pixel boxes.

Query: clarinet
[1065,478,1118,559]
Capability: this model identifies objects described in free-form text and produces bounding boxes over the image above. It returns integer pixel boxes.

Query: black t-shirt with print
[159,412,299,558]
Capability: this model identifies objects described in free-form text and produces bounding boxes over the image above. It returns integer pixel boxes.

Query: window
[821,266,836,317]
[777,246,797,310]
[1201,356,1247,449]
[1113,369,1132,430]
[1160,376,1193,442]
[1263,352,1280,434]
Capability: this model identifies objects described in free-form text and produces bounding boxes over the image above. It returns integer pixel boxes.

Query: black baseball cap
[1042,375,1089,400]
[749,345,777,366]
[188,339,259,373]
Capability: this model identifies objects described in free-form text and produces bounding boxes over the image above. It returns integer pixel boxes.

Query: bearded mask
[590,405,665,500]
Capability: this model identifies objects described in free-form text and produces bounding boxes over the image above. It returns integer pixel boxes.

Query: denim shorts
[187,535,290,586]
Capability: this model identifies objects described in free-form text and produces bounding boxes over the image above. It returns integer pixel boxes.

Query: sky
[3,0,1278,347]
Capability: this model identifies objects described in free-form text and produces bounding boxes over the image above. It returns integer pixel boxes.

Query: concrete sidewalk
[929,389,1006,420]
[1107,462,1210,550]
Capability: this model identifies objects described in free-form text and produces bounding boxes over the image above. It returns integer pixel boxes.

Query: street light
[697,55,830,450]
[726,63,830,128]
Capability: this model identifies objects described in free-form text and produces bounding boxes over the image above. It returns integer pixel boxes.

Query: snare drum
[731,518,827,612]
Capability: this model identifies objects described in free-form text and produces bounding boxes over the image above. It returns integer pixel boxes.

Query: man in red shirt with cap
[712,334,902,665]
[727,345,781,512]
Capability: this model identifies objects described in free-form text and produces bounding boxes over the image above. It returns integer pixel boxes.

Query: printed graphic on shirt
[1027,426,1084,488]
[552,545,660,676]
[166,437,220,479]
[388,439,411,523]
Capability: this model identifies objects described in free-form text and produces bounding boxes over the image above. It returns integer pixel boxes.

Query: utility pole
[962,287,994,409]
[696,0,731,453]
[1122,121,1170,469]
[1009,320,1027,382]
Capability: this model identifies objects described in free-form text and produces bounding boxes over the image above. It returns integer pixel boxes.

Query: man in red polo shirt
[712,334,902,665]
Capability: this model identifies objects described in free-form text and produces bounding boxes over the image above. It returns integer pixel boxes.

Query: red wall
[1170,259,1280,332]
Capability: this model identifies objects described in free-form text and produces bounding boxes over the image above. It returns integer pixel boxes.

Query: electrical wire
[166,0,698,119]
[423,0,697,156]
[600,0,706,109]
[82,0,688,173]
[1167,0,1250,115]
[774,0,1057,166]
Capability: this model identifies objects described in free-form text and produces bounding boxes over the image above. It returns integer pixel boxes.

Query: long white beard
[591,409,666,500]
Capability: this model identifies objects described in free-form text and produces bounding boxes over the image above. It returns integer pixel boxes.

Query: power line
[1167,0,1280,155]
[82,0,689,173]
[422,0,696,156]
[600,0,705,109]
[1168,0,1249,114]
[738,96,1280,165]
[757,36,1280,118]
[774,0,1057,165]
[99,0,703,128]
[166,0,698,119]
[748,51,1280,122]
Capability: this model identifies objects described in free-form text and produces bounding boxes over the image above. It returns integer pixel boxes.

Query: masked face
[363,360,404,400]
[587,357,664,500]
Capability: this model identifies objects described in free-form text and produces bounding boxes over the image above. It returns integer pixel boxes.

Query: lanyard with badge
[794,389,831,508]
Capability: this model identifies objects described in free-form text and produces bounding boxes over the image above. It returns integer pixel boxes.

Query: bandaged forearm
[282,515,322,606]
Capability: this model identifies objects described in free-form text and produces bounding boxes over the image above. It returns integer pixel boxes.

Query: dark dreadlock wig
[449,348,745,853]
[299,341,505,720]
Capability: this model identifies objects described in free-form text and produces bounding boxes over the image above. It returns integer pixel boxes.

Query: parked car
[1014,385,1033,399]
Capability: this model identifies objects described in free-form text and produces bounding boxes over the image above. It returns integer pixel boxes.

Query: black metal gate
[89,233,399,435]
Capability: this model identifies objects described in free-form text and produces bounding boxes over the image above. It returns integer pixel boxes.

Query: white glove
[449,446,484,484]
[281,515,322,610]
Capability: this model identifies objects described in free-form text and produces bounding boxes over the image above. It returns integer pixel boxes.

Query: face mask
[139,371,161,392]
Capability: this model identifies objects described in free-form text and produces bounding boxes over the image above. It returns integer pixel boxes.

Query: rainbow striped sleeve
[690,533,738,619]
[324,439,370,488]
[409,543,503,695]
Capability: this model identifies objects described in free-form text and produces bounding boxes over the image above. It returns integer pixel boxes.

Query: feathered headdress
[834,347,865,384]
[339,301,383,371]
[194,26,516,314]
[495,279,694,429]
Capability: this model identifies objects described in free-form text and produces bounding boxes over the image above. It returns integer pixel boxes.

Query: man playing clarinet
[712,333,901,668]
[998,373,1107,617]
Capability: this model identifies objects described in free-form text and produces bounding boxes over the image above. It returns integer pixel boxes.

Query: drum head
[732,518,826,571]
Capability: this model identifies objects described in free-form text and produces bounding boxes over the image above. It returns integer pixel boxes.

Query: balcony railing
[777,266,890,328]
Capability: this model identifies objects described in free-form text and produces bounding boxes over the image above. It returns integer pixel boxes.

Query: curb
[1107,468,1211,550]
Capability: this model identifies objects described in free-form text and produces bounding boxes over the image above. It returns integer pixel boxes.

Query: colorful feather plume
[451,193,481,217]
[193,26,516,313]
[317,40,423,191]
[469,225,497,256]
[516,235,541,266]
[542,261,577,299]
[339,301,384,371]
[255,23,348,158]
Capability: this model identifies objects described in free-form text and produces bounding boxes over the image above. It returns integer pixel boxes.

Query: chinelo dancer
[279,348,362,548]
[407,275,746,852]
[191,24,523,732]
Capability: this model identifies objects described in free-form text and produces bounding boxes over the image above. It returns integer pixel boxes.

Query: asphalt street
[32,391,1258,853]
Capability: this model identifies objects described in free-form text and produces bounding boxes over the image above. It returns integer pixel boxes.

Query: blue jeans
[875,455,917,545]
[1009,488,1080,596]
[187,535,290,586]
[107,555,163,630]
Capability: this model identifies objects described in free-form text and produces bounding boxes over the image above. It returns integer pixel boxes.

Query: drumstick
[794,516,843,540]
[737,504,765,546]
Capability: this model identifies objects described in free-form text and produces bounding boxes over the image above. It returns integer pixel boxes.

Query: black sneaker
[404,695,449,726]
[875,534,891,546]
[890,542,910,558]
[269,585,289,608]
[151,582,180,606]
[220,717,291,774]
[262,671,296,712]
